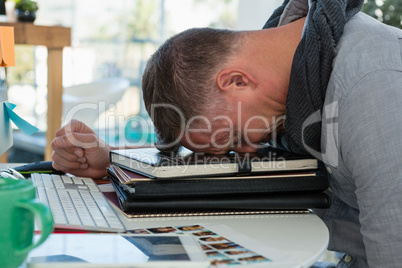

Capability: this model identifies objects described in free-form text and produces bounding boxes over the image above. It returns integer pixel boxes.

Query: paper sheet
[128,223,300,267]
[0,100,12,155]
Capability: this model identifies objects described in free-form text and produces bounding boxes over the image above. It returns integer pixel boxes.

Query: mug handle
[15,200,54,254]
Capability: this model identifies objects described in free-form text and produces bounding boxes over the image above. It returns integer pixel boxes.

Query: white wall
[236,0,283,30]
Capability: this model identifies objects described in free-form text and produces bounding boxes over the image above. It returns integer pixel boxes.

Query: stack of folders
[107,147,331,217]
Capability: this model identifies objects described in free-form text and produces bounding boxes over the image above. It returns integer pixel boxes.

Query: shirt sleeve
[339,68,402,267]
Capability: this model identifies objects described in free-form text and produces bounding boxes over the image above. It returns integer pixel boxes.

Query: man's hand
[51,120,110,178]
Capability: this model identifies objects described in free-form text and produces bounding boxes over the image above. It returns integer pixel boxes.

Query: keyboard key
[78,185,88,190]
[72,177,84,185]
[82,177,96,185]
[61,175,73,184]
[51,174,65,189]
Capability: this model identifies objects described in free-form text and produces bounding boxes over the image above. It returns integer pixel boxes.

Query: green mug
[0,177,53,268]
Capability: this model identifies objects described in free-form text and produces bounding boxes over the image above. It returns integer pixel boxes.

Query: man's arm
[51,120,154,178]
[51,120,112,178]
[340,69,402,266]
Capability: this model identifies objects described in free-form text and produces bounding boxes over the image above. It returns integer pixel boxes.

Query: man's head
[142,21,304,153]
[142,27,242,152]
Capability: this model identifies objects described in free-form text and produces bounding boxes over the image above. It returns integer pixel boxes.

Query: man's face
[180,104,283,154]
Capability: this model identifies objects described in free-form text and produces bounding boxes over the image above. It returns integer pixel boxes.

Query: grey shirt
[317,12,402,267]
[278,1,402,266]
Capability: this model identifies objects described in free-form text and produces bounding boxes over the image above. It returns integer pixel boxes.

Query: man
[52,0,402,266]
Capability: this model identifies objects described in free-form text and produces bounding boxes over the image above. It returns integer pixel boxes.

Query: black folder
[110,178,331,213]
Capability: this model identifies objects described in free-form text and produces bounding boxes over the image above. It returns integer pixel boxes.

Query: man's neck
[240,17,306,103]
[262,17,305,88]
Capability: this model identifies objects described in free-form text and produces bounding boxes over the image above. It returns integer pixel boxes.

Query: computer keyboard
[31,173,126,232]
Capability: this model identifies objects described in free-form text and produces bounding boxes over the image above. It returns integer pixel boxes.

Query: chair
[62,77,129,129]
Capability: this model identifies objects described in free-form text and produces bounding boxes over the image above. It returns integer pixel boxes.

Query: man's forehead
[180,126,234,152]
[182,127,232,141]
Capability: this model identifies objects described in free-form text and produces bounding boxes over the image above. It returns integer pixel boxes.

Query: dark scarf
[263,0,363,156]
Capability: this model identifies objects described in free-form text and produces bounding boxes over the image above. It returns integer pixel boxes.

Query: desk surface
[3,164,329,267]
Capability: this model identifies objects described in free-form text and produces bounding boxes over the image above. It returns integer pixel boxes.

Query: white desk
[3,164,329,267]
[117,211,329,267]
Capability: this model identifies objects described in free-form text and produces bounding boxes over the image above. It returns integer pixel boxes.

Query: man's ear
[216,69,254,92]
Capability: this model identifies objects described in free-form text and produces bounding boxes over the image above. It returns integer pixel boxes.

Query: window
[7,0,240,157]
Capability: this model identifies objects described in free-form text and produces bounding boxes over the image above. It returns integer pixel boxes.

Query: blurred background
[5,0,402,162]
